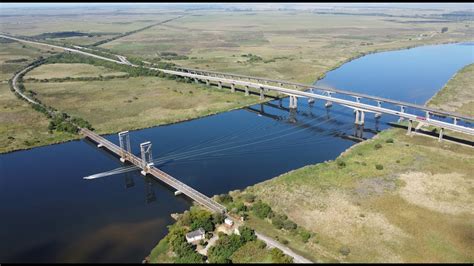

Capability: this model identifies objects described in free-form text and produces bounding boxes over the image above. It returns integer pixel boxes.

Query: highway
[2,33,472,138]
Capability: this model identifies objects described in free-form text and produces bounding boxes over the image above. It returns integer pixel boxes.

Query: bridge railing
[174,66,474,123]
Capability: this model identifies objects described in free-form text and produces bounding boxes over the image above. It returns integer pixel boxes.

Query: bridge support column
[425,111,430,120]
[230,83,235,93]
[118,131,131,163]
[289,95,298,109]
[206,79,210,86]
[407,120,413,135]
[218,81,222,89]
[140,141,154,175]
[438,128,444,142]
[194,78,199,84]
[398,105,405,122]
[453,117,457,125]
[259,88,264,100]
[245,86,249,96]
[325,91,333,108]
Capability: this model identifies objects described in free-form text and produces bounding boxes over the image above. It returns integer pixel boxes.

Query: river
[0,42,472,262]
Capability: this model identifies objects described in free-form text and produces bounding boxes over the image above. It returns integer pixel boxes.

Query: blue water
[0,42,472,262]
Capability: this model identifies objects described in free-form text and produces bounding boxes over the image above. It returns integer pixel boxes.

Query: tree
[190,209,214,232]
[238,226,256,242]
[212,212,225,225]
[252,200,273,219]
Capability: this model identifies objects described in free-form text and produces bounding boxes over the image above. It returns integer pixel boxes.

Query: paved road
[255,232,313,263]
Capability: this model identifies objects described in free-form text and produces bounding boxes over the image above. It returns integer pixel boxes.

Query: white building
[185,228,206,243]
[224,217,234,227]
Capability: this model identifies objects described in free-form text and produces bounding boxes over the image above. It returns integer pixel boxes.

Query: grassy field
[103,11,474,83]
[0,42,79,153]
[25,63,128,80]
[427,63,474,116]
[23,70,263,134]
[236,61,474,262]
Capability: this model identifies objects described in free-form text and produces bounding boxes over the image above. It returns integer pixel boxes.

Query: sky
[0,2,472,9]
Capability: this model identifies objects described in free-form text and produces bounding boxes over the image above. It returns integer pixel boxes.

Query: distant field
[0,7,182,46]
[102,11,473,83]
[24,74,262,134]
[25,63,128,80]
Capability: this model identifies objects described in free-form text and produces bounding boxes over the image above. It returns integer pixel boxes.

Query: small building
[224,218,234,227]
[186,228,205,243]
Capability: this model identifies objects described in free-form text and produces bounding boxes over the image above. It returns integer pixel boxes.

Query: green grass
[0,42,80,153]
[24,72,264,135]
[427,63,474,116]
[243,128,474,262]
[25,63,128,80]
[230,240,274,263]
[148,237,173,263]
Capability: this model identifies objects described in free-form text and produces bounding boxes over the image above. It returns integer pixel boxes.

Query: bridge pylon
[118,131,131,163]
[140,141,154,176]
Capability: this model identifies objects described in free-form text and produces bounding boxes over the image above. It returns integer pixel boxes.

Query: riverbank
[2,37,471,155]
[235,64,474,262]
[145,43,474,263]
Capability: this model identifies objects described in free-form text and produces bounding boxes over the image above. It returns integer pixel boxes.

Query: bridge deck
[80,128,226,214]
[175,66,474,123]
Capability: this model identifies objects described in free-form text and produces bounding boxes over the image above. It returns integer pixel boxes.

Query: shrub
[243,193,256,203]
[337,160,346,168]
[252,200,273,219]
[218,193,233,204]
[270,248,293,263]
[299,230,311,243]
[375,164,384,170]
[385,138,394,143]
[374,143,383,150]
[339,246,351,256]
[282,220,297,231]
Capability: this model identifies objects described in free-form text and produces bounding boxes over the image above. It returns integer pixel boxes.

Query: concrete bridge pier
[407,120,413,135]
[218,81,222,89]
[260,88,265,100]
[438,128,444,142]
[206,79,210,86]
[245,86,250,96]
[354,110,365,125]
[325,91,333,108]
[425,111,430,120]
[289,95,298,109]
[398,105,406,122]
[194,78,199,84]
[453,117,458,125]
[230,83,235,93]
